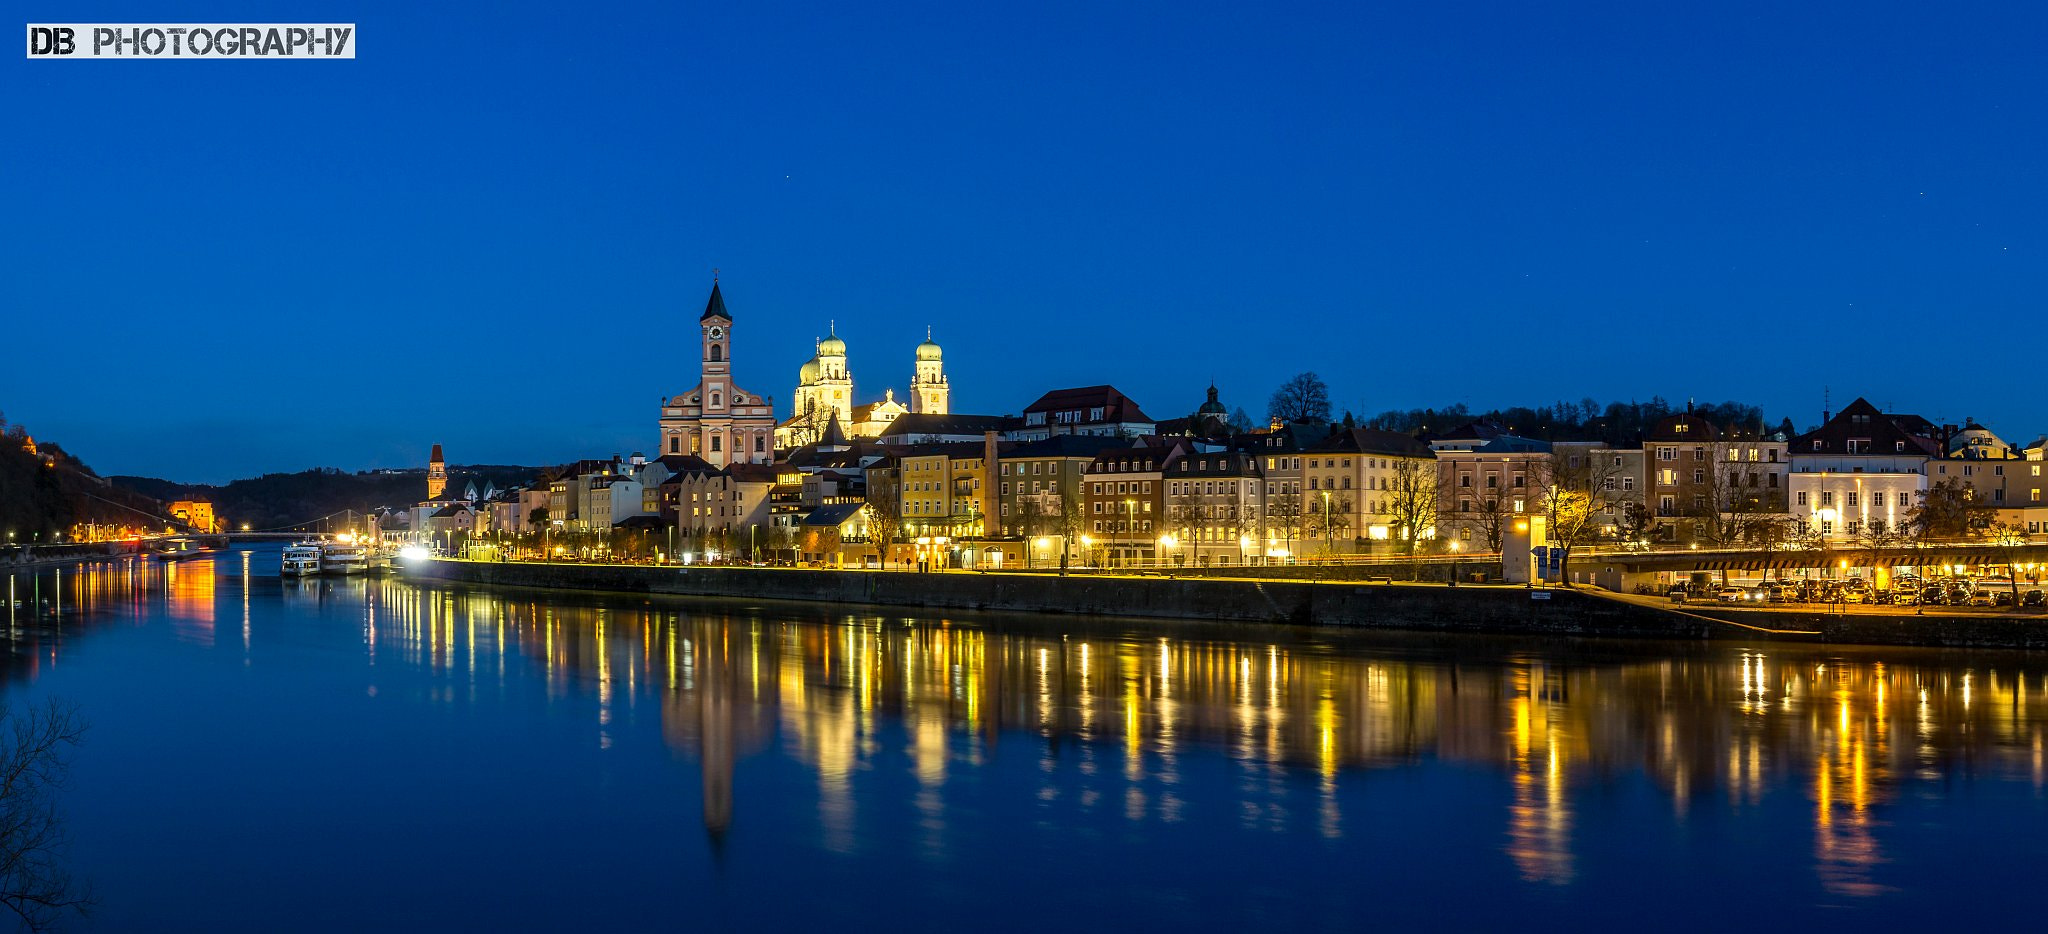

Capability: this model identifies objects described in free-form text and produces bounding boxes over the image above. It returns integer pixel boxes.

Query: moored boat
[319,540,368,575]
[282,542,323,576]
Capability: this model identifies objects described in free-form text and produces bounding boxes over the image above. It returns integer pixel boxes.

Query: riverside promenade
[401,558,2048,650]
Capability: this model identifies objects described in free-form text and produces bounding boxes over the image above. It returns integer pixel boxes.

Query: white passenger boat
[282,543,323,576]
[319,540,369,575]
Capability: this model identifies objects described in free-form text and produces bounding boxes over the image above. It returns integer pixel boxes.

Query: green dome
[798,355,821,383]
[915,339,943,362]
[818,334,846,357]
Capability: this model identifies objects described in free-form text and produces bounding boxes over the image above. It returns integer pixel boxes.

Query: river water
[3,545,2045,930]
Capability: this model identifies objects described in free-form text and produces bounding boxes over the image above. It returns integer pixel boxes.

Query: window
[1846,491,1858,508]
[1693,469,1705,484]
[1897,492,1910,507]
[1603,477,1616,491]
[1622,477,1635,492]
[710,436,722,452]
[1512,498,1525,513]
[1797,491,1808,506]
[1820,491,1833,506]
[1657,447,1676,461]
[669,437,679,454]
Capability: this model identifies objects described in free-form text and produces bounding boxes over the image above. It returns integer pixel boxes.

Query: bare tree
[1304,490,1352,557]
[1537,451,1628,587]
[1266,372,1332,425]
[0,699,91,932]
[864,478,903,570]
[1014,495,1048,569]
[1908,477,1991,542]
[1851,521,1902,583]
[1384,456,1440,556]
[1989,520,2028,603]
[1055,484,1088,575]
[1169,484,1205,568]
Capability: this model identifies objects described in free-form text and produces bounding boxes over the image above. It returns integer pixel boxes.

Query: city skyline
[9,2,2045,481]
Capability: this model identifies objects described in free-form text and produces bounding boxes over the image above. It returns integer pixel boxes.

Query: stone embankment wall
[0,542,143,569]
[408,560,1708,639]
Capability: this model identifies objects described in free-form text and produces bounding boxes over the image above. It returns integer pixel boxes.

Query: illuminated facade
[909,329,948,415]
[659,281,777,468]
[426,443,447,500]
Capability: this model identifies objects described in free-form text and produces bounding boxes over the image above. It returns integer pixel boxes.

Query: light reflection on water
[6,549,2048,927]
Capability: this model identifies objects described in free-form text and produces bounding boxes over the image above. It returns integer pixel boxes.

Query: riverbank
[406,558,1711,639]
[403,558,2048,649]
[0,541,145,569]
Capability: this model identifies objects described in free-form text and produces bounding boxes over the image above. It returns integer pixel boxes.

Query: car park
[1965,589,1998,607]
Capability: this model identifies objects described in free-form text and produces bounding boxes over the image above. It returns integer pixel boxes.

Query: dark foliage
[109,465,545,533]
[1364,397,1780,445]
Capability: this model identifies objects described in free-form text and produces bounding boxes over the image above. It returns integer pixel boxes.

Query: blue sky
[6,1,2043,481]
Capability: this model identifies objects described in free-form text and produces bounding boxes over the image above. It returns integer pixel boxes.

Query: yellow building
[169,500,220,533]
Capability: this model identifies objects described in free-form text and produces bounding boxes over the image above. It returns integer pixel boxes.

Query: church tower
[659,278,778,467]
[427,444,447,499]
[910,327,949,415]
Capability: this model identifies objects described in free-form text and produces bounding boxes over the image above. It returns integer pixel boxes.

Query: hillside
[0,415,171,539]
[109,464,547,532]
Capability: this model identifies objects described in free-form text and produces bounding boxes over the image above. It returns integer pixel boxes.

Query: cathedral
[658,281,777,467]
[775,326,951,448]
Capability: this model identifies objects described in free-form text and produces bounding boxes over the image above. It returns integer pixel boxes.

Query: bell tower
[427,443,447,499]
[700,279,732,416]
[910,327,949,415]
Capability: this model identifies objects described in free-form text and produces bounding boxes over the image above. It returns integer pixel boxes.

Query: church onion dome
[798,355,822,384]
[1197,384,1226,416]
[818,334,846,357]
[915,338,943,362]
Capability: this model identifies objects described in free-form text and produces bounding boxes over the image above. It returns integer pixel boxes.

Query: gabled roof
[820,410,849,447]
[1232,421,1329,454]
[1004,435,1129,459]
[876,413,1020,441]
[1645,413,1718,443]
[1308,427,1435,458]
[803,503,867,527]
[1790,397,1941,457]
[700,281,729,321]
[726,463,780,483]
[1023,385,1153,424]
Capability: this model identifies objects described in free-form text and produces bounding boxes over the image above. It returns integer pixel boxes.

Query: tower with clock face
[657,279,777,467]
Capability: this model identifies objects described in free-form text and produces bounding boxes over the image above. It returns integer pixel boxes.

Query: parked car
[1921,585,1948,606]
[1717,586,1749,603]
[1667,585,1690,603]
[1993,589,2015,606]
[2024,589,2046,608]
[1892,589,1921,606]
[1842,583,1870,604]
[1764,583,1794,603]
[1952,584,1978,605]
[1966,590,1998,607]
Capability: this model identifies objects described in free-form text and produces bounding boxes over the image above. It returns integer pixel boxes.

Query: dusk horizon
[11,1,2045,481]
[9,4,2048,929]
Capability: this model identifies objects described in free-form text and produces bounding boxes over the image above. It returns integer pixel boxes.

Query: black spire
[700,281,729,321]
